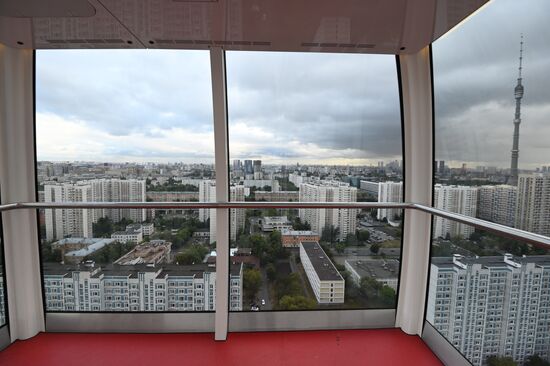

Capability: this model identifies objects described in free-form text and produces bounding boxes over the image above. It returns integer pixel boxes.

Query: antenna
[518,34,524,79]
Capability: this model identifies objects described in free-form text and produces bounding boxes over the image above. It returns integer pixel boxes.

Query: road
[258,268,273,310]
[289,254,313,300]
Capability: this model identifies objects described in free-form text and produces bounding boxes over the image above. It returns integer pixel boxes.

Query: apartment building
[433,185,478,239]
[44,179,146,241]
[515,174,550,236]
[299,241,344,304]
[376,181,403,222]
[43,262,243,312]
[477,185,517,227]
[299,181,358,242]
[199,181,245,243]
[428,255,550,366]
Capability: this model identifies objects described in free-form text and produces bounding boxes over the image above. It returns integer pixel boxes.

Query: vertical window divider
[210,47,230,341]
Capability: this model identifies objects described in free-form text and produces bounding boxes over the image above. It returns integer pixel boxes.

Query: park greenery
[146,177,199,192]
[175,244,209,265]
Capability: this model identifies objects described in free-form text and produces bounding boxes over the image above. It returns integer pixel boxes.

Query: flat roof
[432,255,550,270]
[63,238,117,258]
[345,259,399,280]
[42,262,242,278]
[300,241,343,281]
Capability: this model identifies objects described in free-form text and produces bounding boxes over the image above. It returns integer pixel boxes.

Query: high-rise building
[253,160,262,179]
[509,37,525,186]
[44,182,94,240]
[232,159,242,172]
[198,181,245,243]
[433,185,478,239]
[428,254,550,366]
[299,181,357,241]
[44,179,146,241]
[439,161,445,174]
[477,185,517,227]
[244,160,253,175]
[377,181,403,221]
[515,174,550,236]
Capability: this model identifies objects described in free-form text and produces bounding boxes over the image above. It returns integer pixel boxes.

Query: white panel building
[376,181,403,221]
[433,185,478,239]
[43,262,243,312]
[44,179,146,241]
[199,181,245,243]
[428,255,550,366]
[515,174,550,236]
[299,181,358,242]
[477,185,517,227]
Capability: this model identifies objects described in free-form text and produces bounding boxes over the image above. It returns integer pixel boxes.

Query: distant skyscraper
[244,160,253,175]
[509,36,525,186]
[439,161,445,174]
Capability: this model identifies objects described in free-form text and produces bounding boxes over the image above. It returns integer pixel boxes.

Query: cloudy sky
[434,0,550,169]
[36,0,550,168]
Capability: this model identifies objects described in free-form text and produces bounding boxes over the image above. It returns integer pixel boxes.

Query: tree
[370,243,380,254]
[356,230,370,242]
[266,263,277,281]
[293,217,311,231]
[175,245,208,265]
[278,295,316,310]
[335,242,346,254]
[486,356,517,366]
[93,217,114,237]
[321,225,340,244]
[525,355,550,366]
[344,233,358,246]
[243,268,262,303]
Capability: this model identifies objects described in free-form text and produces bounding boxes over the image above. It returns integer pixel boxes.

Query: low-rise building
[260,216,292,232]
[280,229,320,248]
[114,240,172,265]
[51,238,117,264]
[344,259,399,290]
[299,241,344,304]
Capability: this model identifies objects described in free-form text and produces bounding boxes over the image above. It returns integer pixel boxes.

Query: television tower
[509,35,524,186]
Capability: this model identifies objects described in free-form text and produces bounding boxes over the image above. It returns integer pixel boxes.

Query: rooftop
[345,259,399,280]
[300,241,343,281]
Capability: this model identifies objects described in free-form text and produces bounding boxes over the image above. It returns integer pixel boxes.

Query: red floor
[0,329,442,366]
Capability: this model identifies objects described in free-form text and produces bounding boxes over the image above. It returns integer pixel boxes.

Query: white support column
[0,45,45,341]
[210,47,230,341]
[395,47,433,335]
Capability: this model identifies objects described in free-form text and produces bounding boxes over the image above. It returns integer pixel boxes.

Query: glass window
[226,51,403,311]
[0,215,6,326]
[35,50,219,312]
[430,0,550,364]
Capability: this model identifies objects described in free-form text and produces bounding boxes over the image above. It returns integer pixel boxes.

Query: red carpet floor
[0,329,442,366]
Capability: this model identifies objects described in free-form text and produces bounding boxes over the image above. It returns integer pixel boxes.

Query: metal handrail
[1,200,549,247]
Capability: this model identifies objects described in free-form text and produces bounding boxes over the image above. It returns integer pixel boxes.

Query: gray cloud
[434,0,550,168]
